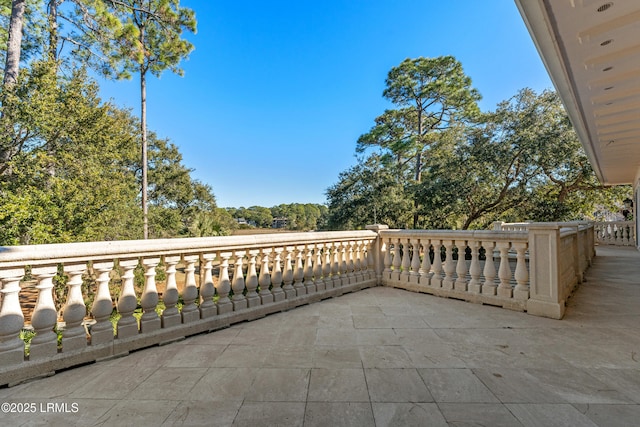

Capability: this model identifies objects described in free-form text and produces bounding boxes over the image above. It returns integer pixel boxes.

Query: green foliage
[329,62,632,230]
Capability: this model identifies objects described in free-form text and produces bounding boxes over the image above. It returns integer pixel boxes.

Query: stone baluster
[468,241,482,294]
[271,248,285,302]
[366,239,376,281]
[231,251,248,310]
[410,239,421,285]
[400,238,411,283]
[293,246,306,296]
[304,245,316,294]
[331,242,341,288]
[216,252,233,314]
[30,266,59,358]
[282,247,296,299]
[454,240,469,291]
[339,242,349,286]
[382,239,392,279]
[419,241,432,286]
[162,256,182,327]
[431,240,443,288]
[496,242,513,298]
[181,255,200,322]
[61,263,88,351]
[246,250,261,307]
[140,258,161,333]
[346,241,356,285]
[90,261,115,344]
[513,242,530,300]
[391,239,402,281]
[314,244,326,292]
[442,241,456,290]
[116,259,139,338]
[481,241,497,296]
[200,253,218,317]
[0,269,27,364]
[259,249,274,304]
[322,244,333,289]
[354,241,364,283]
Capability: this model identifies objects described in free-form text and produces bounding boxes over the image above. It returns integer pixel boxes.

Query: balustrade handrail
[0,230,378,267]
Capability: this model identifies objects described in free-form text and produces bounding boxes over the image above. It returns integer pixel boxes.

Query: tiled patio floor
[1,246,639,426]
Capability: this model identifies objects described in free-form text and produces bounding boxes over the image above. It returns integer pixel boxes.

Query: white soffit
[515,0,640,185]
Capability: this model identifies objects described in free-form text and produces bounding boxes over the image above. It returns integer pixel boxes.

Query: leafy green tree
[106,0,196,239]
[0,63,141,244]
[326,155,412,230]
[358,56,481,227]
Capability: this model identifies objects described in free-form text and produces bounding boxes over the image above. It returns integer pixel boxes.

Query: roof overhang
[514,0,640,186]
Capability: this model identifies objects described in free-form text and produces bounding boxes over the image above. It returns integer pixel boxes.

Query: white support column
[181,255,201,322]
[468,241,482,294]
[442,240,455,290]
[293,246,306,296]
[259,249,274,304]
[419,240,432,286]
[116,259,139,338]
[0,269,26,365]
[231,251,248,310]
[140,258,161,333]
[216,252,233,314]
[481,241,497,296]
[245,250,261,307]
[527,224,565,319]
[282,247,296,299]
[161,255,181,328]
[496,243,513,299]
[271,248,286,302]
[314,244,326,292]
[513,242,530,301]
[431,240,443,288]
[200,253,218,318]
[61,263,88,351]
[304,245,316,293]
[30,266,59,358]
[454,240,469,292]
[400,238,411,283]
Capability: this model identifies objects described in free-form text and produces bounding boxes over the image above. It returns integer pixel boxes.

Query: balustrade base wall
[0,278,376,387]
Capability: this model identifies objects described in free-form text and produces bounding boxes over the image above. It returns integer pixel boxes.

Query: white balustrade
[162,256,181,328]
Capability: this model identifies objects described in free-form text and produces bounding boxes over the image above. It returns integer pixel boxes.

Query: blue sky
[96,0,553,208]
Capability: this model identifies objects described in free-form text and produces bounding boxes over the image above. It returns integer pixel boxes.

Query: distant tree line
[226,203,329,231]
[326,56,631,230]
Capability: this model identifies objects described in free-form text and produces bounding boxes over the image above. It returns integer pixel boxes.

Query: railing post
[527,224,564,319]
[0,269,26,365]
[365,224,388,286]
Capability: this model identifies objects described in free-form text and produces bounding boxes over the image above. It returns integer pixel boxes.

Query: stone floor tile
[275,327,318,346]
[588,368,640,403]
[356,329,399,345]
[438,403,524,427]
[313,346,363,368]
[244,368,310,402]
[576,404,640,427]
[102,342,182,367]
[163,400,241,426]
[524,367,634,404]
[419,368,500,403]
[164,344,227,368]
[67,364,159,399]
[307,368,369,402]
[386,315,429,329]
[9,362,106,399]
[359,345,414,368]
[372,402,448,427]
[97,399,180,425]
[185,327,240,345]
[364,368,433,402]
[264,346,314,368]
[189,368,257,401]
[304,402,375,427]
[352,314,390,329]
[212,344,268,367]
[125,367,204,401]
[232,402,305,427]
[506,403,599,427]
[315,328,358,346]
[473,368,565,403]
[350,305,383,315]
[231,328,280,346]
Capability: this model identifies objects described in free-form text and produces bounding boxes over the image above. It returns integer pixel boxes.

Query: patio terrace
[0,244,638,426]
